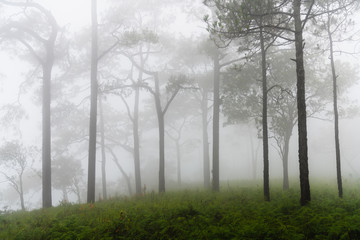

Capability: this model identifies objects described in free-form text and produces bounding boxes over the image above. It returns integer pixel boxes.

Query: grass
[1,180,360,239]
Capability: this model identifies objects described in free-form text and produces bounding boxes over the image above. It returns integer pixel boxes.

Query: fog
[0,0,359,211]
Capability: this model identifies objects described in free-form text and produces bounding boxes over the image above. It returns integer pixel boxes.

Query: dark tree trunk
[212,51,220,192]
[42,63,52,208]
[327,15,343,198]
[133,86,142,195]
[154,74,166,193]
[87,0,98,203]
[99,96,107,200]
[260,27,270,202]
[201,88,211,189]
[293,0,311,206]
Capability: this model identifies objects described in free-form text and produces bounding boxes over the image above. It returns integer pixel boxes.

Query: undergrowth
[1,180,360,239]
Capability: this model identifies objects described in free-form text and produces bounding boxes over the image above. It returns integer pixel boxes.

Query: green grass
[1,180,360,240]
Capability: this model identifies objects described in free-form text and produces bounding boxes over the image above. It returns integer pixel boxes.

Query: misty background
[0,0,359,211]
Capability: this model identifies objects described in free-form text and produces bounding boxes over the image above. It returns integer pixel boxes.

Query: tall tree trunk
[260,27,270,202]
[133,86,142,195]
[212,51,220,192]
[87,0,98,203]
[282,129,292,190]
[154,74,166,193]
[99,96,107,200]
[293,0,311,206]
[42,63,52,208]
[327,14,343,198]
[202,88,211,189]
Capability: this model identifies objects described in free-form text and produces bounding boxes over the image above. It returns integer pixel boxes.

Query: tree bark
[293,0,311,206]
[327,13,343,198]
[133,86,142,195]
[154,74,166,193]
[99,96,107,200]
[87,0,98,203]
[212,51,220,192]
[202,88,211,189]
[260,26,270,202]
[42,63,52,208]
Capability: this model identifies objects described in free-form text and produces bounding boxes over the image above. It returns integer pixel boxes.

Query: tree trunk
[282,129,292,190]
[99,96,107,200]
[202,88,211,189]
[19,174,25,211]
[327,15,343,198]
[133,86,142,195]
[260,27,270,202]
[293,0,311,206]
[87,0,98,203]
[42,63,52,208]
[154,74,166,193]
[212,51,220,192]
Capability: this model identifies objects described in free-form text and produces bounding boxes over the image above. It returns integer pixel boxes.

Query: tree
[204,0,282,198]
[98,95,107,199]
[0,0,59,208]
[311,0,359,198]
[0,141,36,210]
[87,0,98,203]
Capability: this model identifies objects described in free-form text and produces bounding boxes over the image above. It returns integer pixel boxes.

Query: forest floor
[1,179,360,239]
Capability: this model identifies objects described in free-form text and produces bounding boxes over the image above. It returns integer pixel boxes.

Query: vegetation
[1,181,360,240]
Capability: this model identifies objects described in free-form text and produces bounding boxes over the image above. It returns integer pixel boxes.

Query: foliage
[1,181,360,239]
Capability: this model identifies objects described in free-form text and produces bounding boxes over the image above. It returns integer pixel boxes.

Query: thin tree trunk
[293,0,311,206]
[212,51,220,192]
[202,88,211,189]
[133,86,142,195]
[327,14,343,198]
[260,27,270,202]
[87,0,98,203]
[42,63,52,208]
[19,174,25,211]
[154,74,166,193]
[99,96,107,200]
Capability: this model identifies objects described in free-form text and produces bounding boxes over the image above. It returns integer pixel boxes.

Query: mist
[0,0,359,212]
